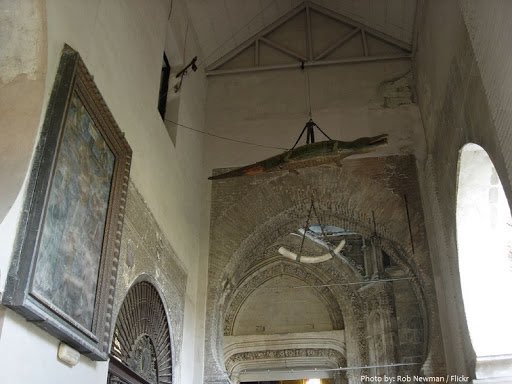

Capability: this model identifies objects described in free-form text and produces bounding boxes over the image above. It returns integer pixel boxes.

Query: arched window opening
[456,143,512,357]
[108,281,173,384]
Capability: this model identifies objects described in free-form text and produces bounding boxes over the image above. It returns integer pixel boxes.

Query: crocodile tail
[208,164,265,180]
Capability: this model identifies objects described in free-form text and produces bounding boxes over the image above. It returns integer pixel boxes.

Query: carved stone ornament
[109,281,173,384]
[225,348,346,372]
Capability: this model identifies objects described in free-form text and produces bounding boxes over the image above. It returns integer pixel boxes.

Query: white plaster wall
[0,310,108,384]
[204,60,423,174]
[0,0,46,222]
[0,0,209,383]
[233,275,334,335]
[415,0,512,378]
[459,0,512,200]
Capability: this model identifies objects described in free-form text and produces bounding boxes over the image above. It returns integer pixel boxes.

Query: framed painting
[2,45,132,361]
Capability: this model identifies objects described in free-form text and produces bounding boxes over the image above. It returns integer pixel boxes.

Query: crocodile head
[345,134,388,152]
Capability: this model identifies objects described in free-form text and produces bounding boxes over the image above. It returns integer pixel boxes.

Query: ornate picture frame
[2,45,132,360]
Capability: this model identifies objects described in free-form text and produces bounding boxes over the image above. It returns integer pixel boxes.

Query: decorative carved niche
[109,281,173,384]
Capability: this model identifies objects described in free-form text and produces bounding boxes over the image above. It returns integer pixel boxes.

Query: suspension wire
[292,276,415,289]
[259,277,416,290]
[314,121,332,140]
[304,61,335,142]
[298,199,315,261]
[246,361,421,375]
[164,118,287,150]
[166,3,338,153]
[290,121,309,150]
[310,199,330,246]
[303,66,312,118]
[286,68,314,151]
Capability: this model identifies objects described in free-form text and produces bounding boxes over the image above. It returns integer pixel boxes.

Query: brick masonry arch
[223,258,346,336]
[204,157,445,383]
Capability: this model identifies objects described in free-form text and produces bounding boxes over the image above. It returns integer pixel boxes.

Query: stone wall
[113,182,187,384]
[204,155,445,383]
[392,276,425,370]
[415,0,512,380]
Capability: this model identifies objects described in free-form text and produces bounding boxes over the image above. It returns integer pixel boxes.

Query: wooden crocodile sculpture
[208,134,388,180]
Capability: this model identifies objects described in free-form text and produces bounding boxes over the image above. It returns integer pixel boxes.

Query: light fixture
[306,379,321,384]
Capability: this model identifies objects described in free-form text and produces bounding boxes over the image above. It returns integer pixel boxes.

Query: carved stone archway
[223,258,345,336]
[226,348,347,384]
[109,281,173,384]
[205,161,444,383]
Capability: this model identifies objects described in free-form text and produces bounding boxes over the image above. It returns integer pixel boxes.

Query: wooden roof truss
[206,1,412,76]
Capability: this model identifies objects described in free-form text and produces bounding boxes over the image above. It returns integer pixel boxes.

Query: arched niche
[109,281,173,384]
[223,270,347,384]
[232,274,335,336]
[223,258,346,337]
[456,143,512,359]
[205,163,443,382]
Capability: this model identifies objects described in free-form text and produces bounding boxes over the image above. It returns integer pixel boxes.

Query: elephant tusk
[278,239,346,264]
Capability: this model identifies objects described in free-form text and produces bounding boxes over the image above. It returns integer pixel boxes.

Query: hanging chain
[298,199,315,261]
[311,201,329,245]
[297,197,335,260]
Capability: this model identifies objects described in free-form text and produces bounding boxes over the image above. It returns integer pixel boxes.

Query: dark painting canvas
[32,91,115,330]
[3,45,132,360]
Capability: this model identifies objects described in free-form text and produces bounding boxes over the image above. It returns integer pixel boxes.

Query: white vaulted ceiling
[187,0,417,66]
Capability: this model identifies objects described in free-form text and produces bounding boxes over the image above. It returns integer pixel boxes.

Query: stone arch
[218,211,430,364]
[112,273,179,384]
[210,166,427,288]
[110,277,174,384]
[209,208,370,378]
[0,0,47,222]
[205,164,442,382]
[223,258,345,336]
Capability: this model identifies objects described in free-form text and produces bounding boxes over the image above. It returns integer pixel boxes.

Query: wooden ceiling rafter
[206,1,412,77]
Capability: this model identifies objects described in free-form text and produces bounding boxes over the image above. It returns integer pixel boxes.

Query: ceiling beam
[315,28,360,61]
[206,2,306,71]
[362,30,369,56]
[206,0,413,73]
[308,2,412,52]
[255,39,259,66]
[259,37,307,62]
[206,53,412,76]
